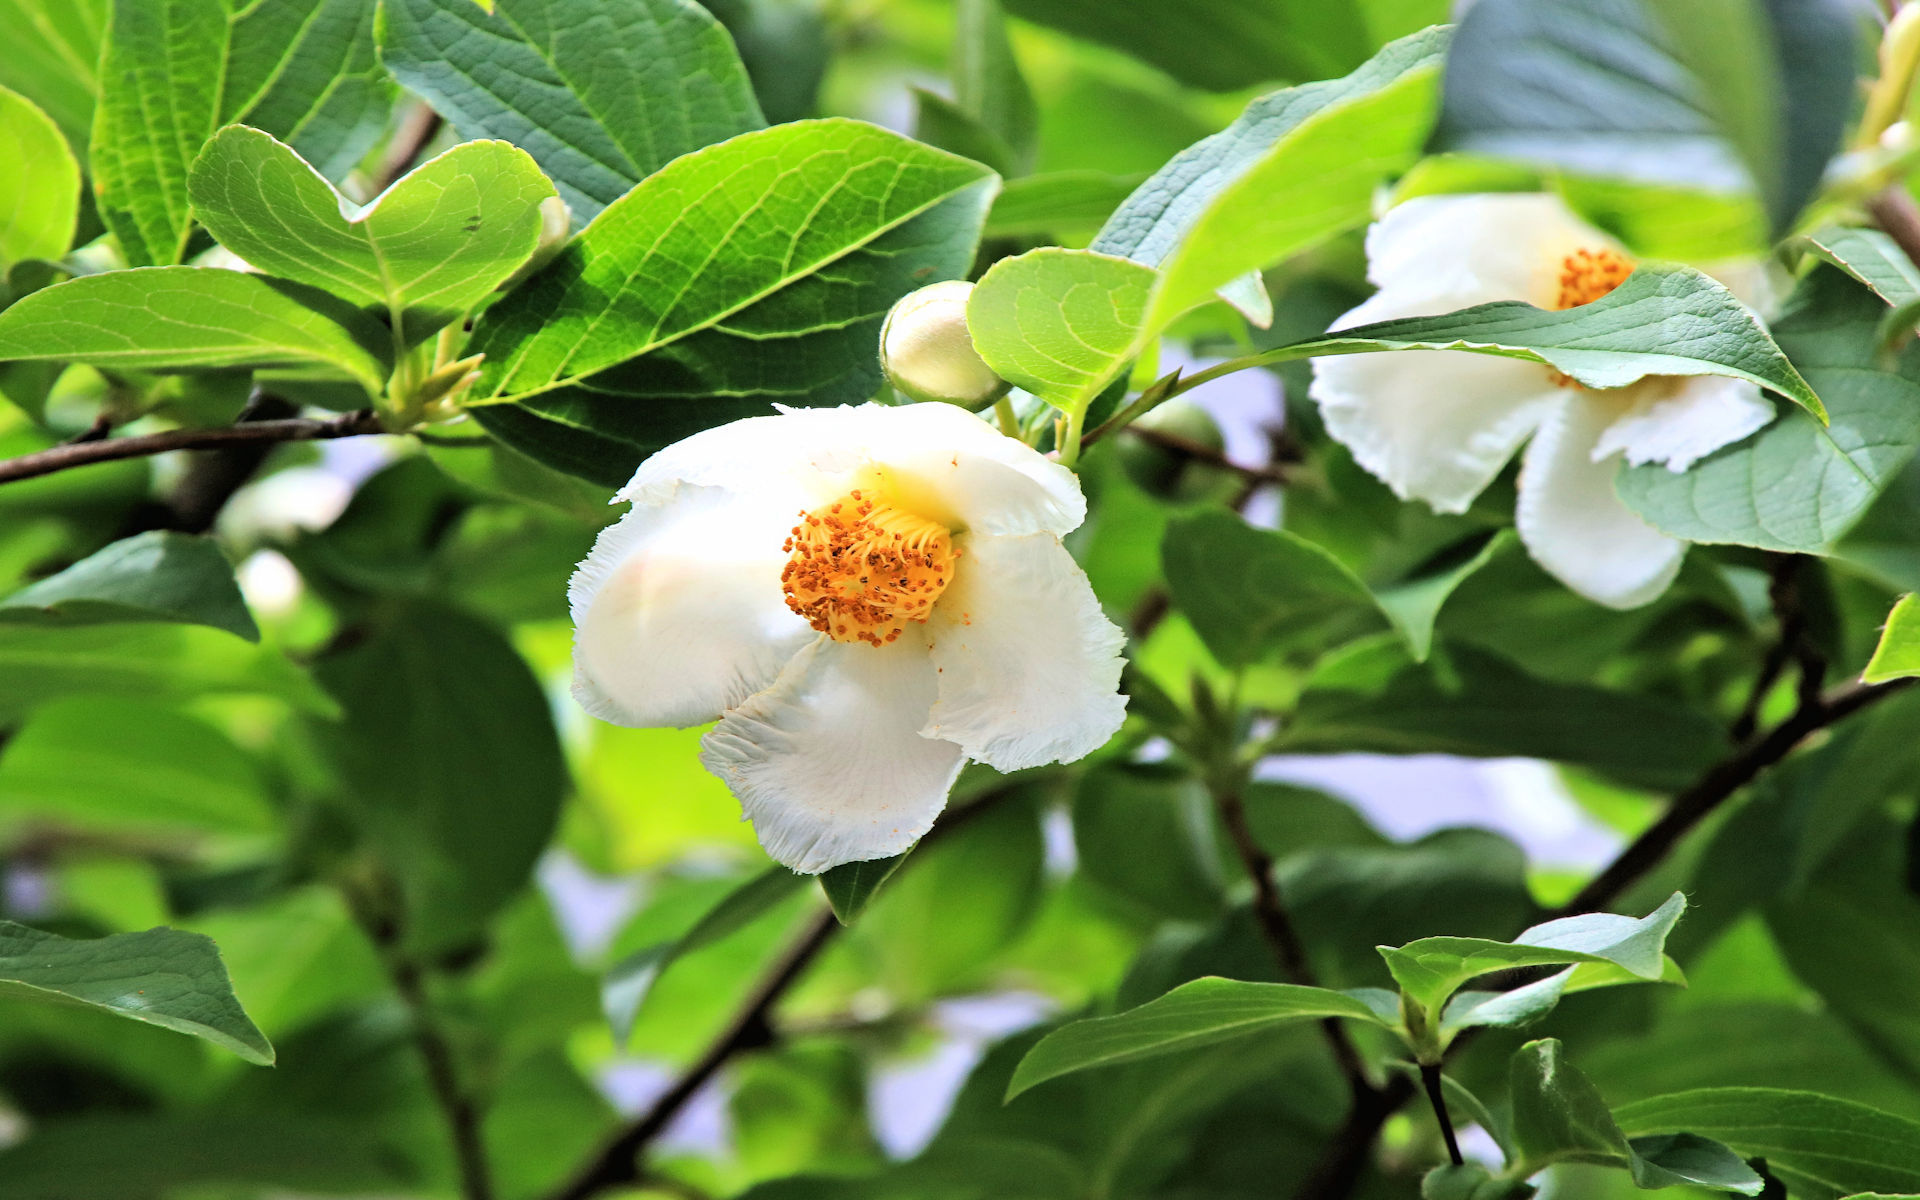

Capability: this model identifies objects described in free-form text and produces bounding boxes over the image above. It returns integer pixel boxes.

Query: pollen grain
[1553,247,1634,311]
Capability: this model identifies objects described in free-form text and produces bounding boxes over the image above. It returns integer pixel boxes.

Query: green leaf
[467,117,994,406]
[1002,0,1446,92]
[602,866,807,1044]
[0,531,257,641]
[967,248,1158,412]
[0,623,331,724]
[233,0,394,182]
[315,601,564,953]
[1865,594,1920,684]
[1071,763,1226,922]
[1374,531,1514,662]
[1803,228,1920,310]
[1381,893,1685,1021]
[92,0,391,266]
[0,86,77,272]
[376,0,764,220]
[819,853,909,925]
[190,126,557,345]
[0,920,272,1064]
[1280,636,1725,791]
[1615,1089,1920,1200]
[1422,1164,1534,1200]
[0,268,389,396]
[985,171,1141,240]
[1509,1040,1763,1193]
[1004,977,1387,1101]
[1159,509,1386,667]
[1432,0,1855,237]
[1619,269,1920,551]
[1261,263,1821,421]
[1096,26,1448,333]
[954,0,1037,173]
[0,697,274,837]
[0,0,106,156]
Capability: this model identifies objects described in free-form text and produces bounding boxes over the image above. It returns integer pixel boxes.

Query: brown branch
[0,410,387,486]
[1126,425,1289,485]
[1871,184,1920,271]
[546,907,839,1200]
[390,954,496,1200]
[375,103,446,194]
[1215,784,1376,1103]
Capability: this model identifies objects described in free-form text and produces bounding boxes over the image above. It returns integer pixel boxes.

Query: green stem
[994,396,1019,439]
[1057,403,1088,469]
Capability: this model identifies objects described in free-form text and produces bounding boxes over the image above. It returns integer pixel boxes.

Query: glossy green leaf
[0,0,105,155]
[0,268,389,395]
[0,86,77,271]
[1432,0,1855,237]
[0,531,257,641]
[1865,594,1920,684]
[1259,263,1820,421]
[376,0,764,220]
[1619,270,1920,551]
[0,921,272,1064]
[1098,26,1448,332]
[1005,977,1386,1101]
[1615,1089,1920,1200]
[190,126,557,344]
[1279,636,1725,791]
[1382,893,1684,1020]
[0,623,331,723]
[467,118,994,406]
[1804,228,1920,310]
[92,0,392,266]
[1374,531,1514,662]
[0,697,272,836]
[967,248,1158,412]
[602,866,807,1044]
[820,853,909,925]
[315,601,564,953]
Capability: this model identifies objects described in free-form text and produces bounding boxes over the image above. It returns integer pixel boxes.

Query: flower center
[1553,247,1634,310]
[781,490,958,647]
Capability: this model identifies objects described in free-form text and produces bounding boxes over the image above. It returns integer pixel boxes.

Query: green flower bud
[880,280,1008,408]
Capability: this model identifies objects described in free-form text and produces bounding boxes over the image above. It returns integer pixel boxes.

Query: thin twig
[1126,425,1290,484]
[1732,555,1818,742]
[546,908,839,1200]
[1215,784,1375,1103]
[375,103,446,194]
[389,955,496,1200]
[0,410,387,486]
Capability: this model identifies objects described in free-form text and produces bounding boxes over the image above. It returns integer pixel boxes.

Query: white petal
[571,486,814,728]
[1312,292,1562,513]
[700,631,965,874]
[1517,395,1684,610]
[922,533,1128,772]
[617,403,1084,538]
[1365,192,1624,309]
[1591,375,1773,471]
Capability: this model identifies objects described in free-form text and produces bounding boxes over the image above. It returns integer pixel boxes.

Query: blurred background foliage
[1,0,1919,1198]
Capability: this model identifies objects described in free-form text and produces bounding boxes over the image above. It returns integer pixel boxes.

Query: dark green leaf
[820,853,909,925]
[0,531,257,641]
[376,0,764,220]
[1006,977,1386,1101]
[0,921,272,1064]
[316,601,564,952]
[0,623,330,723]
[1615,1089,1920,1200]
[0,0,105,156]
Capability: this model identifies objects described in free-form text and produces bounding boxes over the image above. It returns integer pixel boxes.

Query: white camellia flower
[1309,192,1776,609]
[569,402,1128,873]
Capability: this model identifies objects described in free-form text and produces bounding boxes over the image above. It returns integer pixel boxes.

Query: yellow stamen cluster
[1554,247,1634,310]
[781,490,958,647]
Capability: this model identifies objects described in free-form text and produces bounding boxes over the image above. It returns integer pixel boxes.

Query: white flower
[1308,193,1776,610]
[569,403,1128,873]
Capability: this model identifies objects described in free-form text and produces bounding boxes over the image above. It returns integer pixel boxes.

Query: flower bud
[879,280,1007,408]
